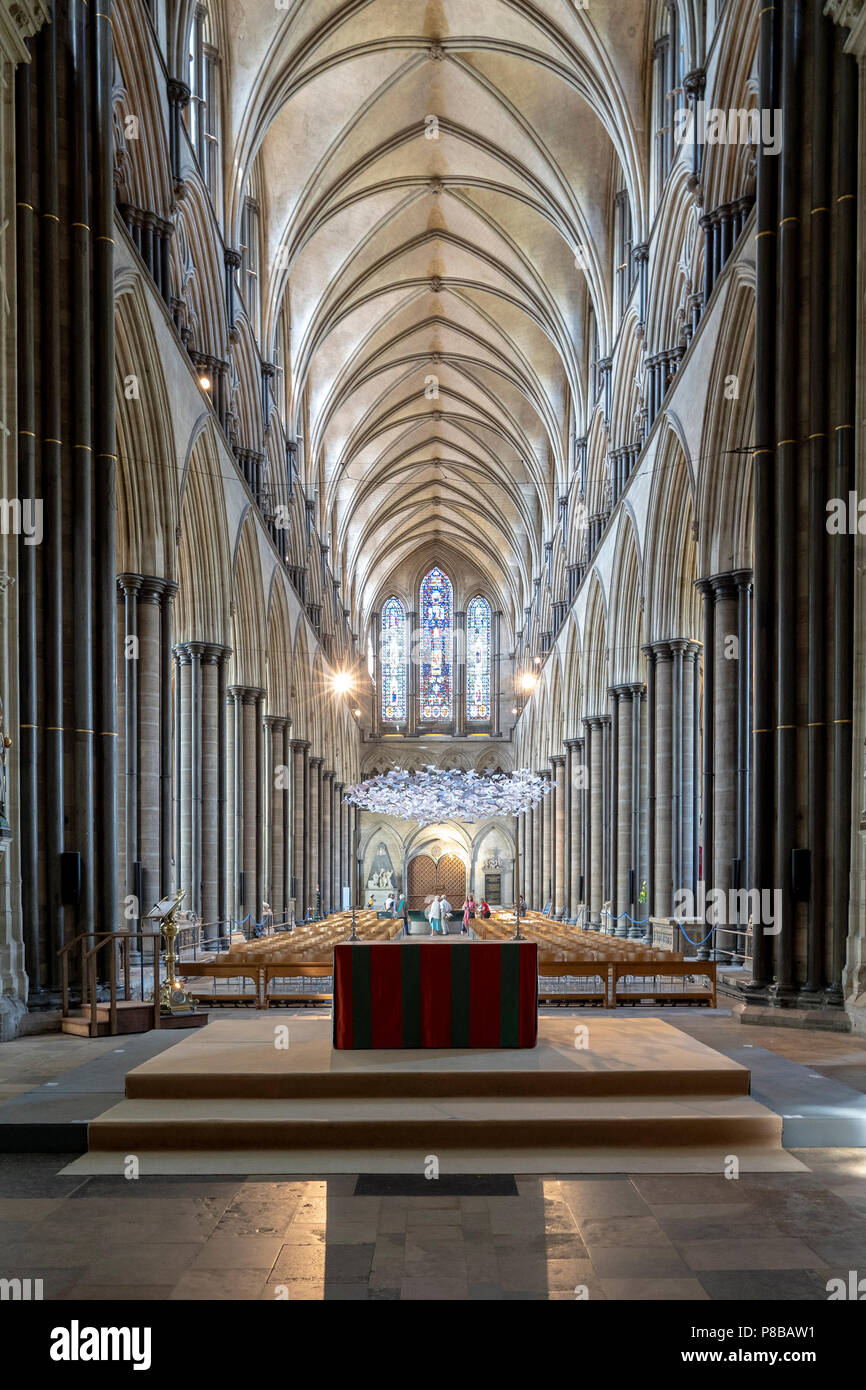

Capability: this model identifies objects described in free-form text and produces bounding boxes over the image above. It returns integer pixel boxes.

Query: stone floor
[1,1003,865,1300]
[1,1151,865,1300]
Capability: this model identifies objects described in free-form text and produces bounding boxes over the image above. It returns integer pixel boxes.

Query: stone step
[87,1092,781,1154]
[125,1061,750,1101]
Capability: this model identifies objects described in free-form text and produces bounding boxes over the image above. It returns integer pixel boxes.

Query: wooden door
[437,854,466,907]
[407,854,436,909]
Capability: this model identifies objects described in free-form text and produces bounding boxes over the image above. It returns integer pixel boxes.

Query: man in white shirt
[439,897,452,933]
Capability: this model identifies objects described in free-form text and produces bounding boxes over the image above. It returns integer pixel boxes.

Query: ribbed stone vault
[220,0,649,617]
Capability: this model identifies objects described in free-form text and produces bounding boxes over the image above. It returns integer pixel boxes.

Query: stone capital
[167,78,190,109]
[202,642,231,665]
[642,640,672,662]
[117,573,143,599]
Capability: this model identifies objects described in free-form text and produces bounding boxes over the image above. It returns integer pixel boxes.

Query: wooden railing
[58,929,163,1037]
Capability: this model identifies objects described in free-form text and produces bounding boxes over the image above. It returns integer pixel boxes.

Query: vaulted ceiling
[223,0,650,626]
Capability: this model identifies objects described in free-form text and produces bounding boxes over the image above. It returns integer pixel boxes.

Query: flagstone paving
[0,1149,864,1300]
[1,1005,865,1299]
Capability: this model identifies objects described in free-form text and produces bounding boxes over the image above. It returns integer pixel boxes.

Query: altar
[333,939,538,1049]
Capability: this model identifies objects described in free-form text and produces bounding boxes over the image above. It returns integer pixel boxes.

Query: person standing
[439,895,452,932]
[398,894,410,934]
[461,898,471,935]
[428,894,442,936]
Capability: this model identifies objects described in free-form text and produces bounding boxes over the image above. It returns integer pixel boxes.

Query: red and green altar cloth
[333,940,538,1049]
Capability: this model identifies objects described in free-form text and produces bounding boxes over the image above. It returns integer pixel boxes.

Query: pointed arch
[175,424,232,645]
[230,510,268,688]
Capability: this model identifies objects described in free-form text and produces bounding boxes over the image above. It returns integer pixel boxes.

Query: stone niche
[365,841,398,906]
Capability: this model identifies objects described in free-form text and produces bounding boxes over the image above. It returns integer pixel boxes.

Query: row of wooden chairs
[482,913,681,965]
[215,911,394,964]
[474,913,714,1006]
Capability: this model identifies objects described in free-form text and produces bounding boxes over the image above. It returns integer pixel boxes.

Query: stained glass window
[380,598,407,722]
[466,596,491,721]
[420,566,453,721]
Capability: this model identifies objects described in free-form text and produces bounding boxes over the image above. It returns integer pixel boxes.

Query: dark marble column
[629,684,646,939]
[532,779,543,907]
[200,645,228,928]
[332,781,343,912]
[160,585,178,898]
[552,756,566,917]
[290,740,310,920]
[611,685,633,936]
[264,716,287,924]
[542,770,553,908]
[601,714,612,922]
[282,719,293,922]
[322,769,334,915]
[241,690,263,924]
[226,687,243,919]
[309,757,323,914]
[585,717,604,928]
[566,738,584,919]
[647,642,674,918]
[118,576,141,918]
[176,647,193,908]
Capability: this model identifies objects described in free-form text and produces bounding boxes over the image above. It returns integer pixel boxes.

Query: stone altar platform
[61,1016,805,1176]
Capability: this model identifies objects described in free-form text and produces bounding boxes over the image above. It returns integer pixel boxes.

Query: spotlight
[534,655,541,665]
[353,707,362,718]
[199,374,211,391]
[521,673,537,693]
[332,671,353,694]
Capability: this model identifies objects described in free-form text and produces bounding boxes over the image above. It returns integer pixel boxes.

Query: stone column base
[0,994,28,1042]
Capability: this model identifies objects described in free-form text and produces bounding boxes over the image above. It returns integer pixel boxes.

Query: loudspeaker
[59,851,81,906]
[730,857,742,891]
[238,870,246,908]
[791,847,811,902]
[578,873,585,902]
[627,868,635,906]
